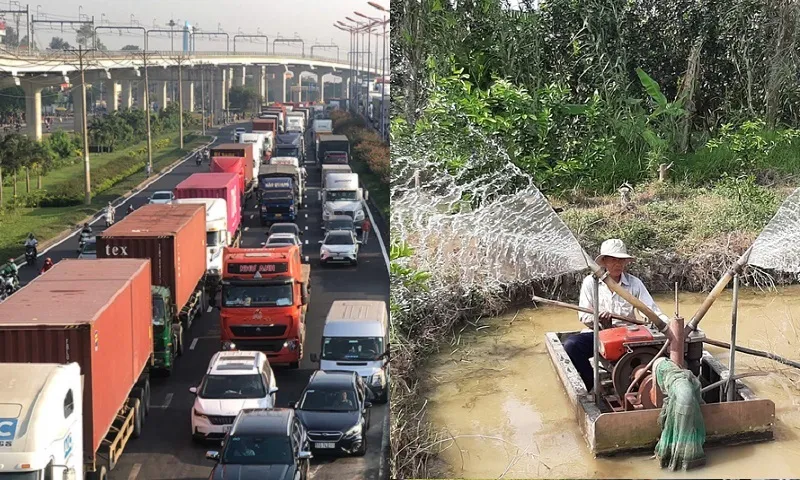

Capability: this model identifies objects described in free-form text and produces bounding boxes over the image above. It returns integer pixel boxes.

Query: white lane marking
[304,226,308,230]
[128,464,142,480]
[305,213,308,218]
[16,136,218,267]
[244,227,250,232]
[162,393,173,409]
[249,214,254,220]
[207,306,213,313]
[190,338,199,350]
[304,240,309,245]
[364,196,390,271]
[309,464,323,477]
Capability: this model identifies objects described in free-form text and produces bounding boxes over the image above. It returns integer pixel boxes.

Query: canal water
[422,286,800,478]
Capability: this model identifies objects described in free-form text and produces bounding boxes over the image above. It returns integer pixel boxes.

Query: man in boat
[563,238,669,392]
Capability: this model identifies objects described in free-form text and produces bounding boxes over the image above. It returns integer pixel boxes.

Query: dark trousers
[562,332,596,392]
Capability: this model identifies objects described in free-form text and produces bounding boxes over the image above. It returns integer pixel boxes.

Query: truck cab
[173,198,230,285]
[151,285,182,372]
[258,177,297,226]
[321,173,368,231]
[0,362,84,480]
[219,247,310,369]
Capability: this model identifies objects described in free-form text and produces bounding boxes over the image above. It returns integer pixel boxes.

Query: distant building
[0,20,7,43]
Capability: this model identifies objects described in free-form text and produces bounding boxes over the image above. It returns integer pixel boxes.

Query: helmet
[84,222,89,227]
[45,258,53,264]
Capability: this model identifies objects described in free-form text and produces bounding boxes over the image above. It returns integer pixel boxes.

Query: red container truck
[173,173,242,245]
[253,117,278,139]
[211,156,246,196]
[0,258,154,476]
[98,203,208,341]
[210,143,255,193]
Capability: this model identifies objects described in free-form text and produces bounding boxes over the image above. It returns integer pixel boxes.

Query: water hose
[700,371,769,394]
[653,357,706,470]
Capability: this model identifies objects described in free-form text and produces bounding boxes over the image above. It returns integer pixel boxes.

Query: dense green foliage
[228,86,262,114]
[393,0,800,195]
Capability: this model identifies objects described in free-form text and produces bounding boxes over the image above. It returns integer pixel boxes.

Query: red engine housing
[598,325,654,362]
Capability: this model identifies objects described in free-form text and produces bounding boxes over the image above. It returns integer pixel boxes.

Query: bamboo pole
[532,295,645,325]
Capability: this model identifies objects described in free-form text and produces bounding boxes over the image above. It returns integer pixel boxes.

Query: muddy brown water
[422,286,800,478]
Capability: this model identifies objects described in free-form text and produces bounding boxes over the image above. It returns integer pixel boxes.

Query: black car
[291,370,373,456]
[206,408,312,480]
[268,222,303,241]
[323,215,355,233]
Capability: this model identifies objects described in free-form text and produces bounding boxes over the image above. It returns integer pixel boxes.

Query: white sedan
[148,191,175,204]
[263,232,304,255]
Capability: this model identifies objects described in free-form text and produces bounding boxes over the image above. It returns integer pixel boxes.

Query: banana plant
[634,68,688,173]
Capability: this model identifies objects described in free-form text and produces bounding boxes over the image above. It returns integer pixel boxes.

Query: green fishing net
[654,358,706,470]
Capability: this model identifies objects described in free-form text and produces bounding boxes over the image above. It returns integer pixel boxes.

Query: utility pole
[64,45,96,205]
[210,68,215,127]
[200,65,206,136]
[176,55,185,149]
[143,48,153,175]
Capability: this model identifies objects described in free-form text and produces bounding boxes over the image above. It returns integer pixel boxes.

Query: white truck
[238,132,267,173]
[173,198,232,285]
[321,172,369,232]
[312,119,333,155]
[286,112,305,133]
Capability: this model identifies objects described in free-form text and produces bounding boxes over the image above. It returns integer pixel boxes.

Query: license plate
[315,442,335,449]
[275,214,282,218]
[223,425,232,433]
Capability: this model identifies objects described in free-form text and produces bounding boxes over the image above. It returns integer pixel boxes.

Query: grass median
[0,133,210,260]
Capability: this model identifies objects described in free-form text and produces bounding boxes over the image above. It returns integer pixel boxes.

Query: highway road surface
[15,123,390,480]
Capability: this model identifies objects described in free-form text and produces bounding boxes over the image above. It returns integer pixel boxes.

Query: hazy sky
[19,0,387,57]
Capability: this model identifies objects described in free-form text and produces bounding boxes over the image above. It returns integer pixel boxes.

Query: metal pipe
[727,274,739,401]
[701,372,768,394]
[531,295,646,325]
[684,246,752,338]
[585,257,668,332]
[593,277,601,407]
[703,337,800,370]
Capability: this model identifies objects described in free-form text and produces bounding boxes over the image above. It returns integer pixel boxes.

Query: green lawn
[0,134,210,260]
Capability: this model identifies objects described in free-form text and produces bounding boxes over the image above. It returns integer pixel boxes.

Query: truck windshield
[0,474,40,480]
[207,231,224,247]
[275,147,299,157]
[262,190,294,200]
[221,434,293,465]
[223,284,293,307]
[326,190,358,201]
[322,337,385,361]
[152,296,167,325]
[200,374,266,399]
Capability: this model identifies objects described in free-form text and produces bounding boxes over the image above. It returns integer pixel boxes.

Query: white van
[313,300,390,403]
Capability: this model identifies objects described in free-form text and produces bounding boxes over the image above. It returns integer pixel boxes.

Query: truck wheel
[176,324,185,357]
[87,466,108,480]
[143,379,151,415]
[131,398,143,439]
[130,387,146,423]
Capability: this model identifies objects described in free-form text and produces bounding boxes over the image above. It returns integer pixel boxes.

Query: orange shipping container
[0,258,153,463]
[97,203,206,313]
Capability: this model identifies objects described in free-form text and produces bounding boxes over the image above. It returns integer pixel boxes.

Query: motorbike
[105,208,115,227]
[1,272,20,299]
[78,230,92,253]
[25,245,37,267]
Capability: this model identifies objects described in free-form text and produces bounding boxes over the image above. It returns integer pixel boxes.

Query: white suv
[189,351,278,443]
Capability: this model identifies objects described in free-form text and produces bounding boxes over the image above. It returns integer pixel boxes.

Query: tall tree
[49,36,72,50]
[121,44,141,51]
[75,24,106,50]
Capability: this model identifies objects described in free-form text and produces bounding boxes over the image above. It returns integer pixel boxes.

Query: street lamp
[78,5,83,19]
[36,4,42,17]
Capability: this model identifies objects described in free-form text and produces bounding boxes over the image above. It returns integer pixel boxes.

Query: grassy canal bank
[0,132,210,260]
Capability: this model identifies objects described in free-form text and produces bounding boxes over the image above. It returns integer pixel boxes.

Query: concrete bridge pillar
[214,67,228,122]
[258,66,267,104]
[227,67,234,91]
[233,65,245,88]
[22,82,43,141]
[156,80,168,111]
[105,79,121,112]
[182,82,195,112]
[122,80,133,109]
[137,82,147,109]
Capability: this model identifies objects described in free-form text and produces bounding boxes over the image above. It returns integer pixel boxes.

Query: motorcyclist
[1,258,19,279]
[81,222,93,236]
[195,150,203,165]
[40,258,54,275]
[24,233,38,257]
[105,202,115,226]
[127,204,135,215]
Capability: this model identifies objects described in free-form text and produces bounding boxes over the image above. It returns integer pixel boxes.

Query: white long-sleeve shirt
[578,273,669,328]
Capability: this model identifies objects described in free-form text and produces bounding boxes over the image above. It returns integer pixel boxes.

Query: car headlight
[345,423,362,437]
[193,408,208,419]
[354,210,365,221]
[320,247,329,255]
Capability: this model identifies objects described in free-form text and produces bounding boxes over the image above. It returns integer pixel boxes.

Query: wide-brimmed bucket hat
[595,238,635,264]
